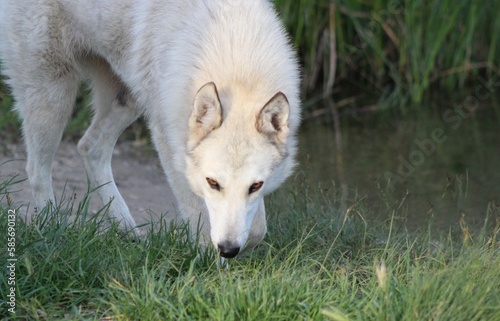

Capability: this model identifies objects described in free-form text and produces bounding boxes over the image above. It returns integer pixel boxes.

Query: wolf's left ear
[256,92,290,144]
[188,82,223,149]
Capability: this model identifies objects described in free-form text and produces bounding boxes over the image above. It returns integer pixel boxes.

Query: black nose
[218,243,240,258]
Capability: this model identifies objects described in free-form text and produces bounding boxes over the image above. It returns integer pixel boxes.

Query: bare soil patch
[1,140,177,226]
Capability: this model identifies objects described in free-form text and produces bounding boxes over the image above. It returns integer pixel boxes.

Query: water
[298,103,500,229]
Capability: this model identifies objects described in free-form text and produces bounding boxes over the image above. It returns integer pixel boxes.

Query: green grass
[1,174,499,320]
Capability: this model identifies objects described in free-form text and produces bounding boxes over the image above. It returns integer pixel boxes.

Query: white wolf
[0,0,301,258]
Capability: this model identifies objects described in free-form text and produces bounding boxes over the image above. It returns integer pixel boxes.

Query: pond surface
[298,102,500,229]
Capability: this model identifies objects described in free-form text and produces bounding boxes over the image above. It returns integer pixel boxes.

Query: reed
[275,0,500,111]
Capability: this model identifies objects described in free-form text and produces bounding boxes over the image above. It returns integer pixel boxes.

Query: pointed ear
[256,92,290,144]
[188,82,223,149]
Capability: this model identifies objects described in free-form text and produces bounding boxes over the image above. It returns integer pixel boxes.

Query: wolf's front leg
[78,61,142,231]
[16,71,82,213]
[166,171,213,247]
[148,123,213,249]
[242,198,267,254]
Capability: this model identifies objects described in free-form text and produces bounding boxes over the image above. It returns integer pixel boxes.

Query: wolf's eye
[206,178,221,191]
[249,181,264,194]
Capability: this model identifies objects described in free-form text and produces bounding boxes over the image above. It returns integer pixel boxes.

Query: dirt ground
[0,140,178,226]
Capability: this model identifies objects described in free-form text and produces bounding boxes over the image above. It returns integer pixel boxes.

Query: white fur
[0,0,301,257]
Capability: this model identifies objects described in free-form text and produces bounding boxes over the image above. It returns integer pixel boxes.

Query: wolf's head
[185,82,295,258]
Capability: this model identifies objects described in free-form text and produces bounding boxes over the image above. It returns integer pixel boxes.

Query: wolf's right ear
[188,82,223,149]
[256,92,290,146]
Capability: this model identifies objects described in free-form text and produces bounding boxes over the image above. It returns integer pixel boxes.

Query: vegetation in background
[1,174,499,320]
[1,0,500,134]
[0,79,19,143]
[275,0,500,112]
